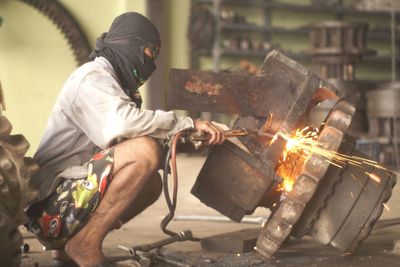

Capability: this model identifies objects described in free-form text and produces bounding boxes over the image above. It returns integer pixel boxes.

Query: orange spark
[366,172,381,183]
[383,203,390,211]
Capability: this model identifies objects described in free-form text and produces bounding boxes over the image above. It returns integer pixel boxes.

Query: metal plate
[169,50,340,133]
[191,141,278,222]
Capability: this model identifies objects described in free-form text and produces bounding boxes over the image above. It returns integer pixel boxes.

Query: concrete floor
[20,154,400,267]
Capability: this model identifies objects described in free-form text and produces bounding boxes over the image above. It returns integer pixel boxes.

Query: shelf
[220,22,400,41]
[219,22,310,35]
[194,0,268,8]
[268,2,391,16]
[197,48,270,57]
[194,0,393,17]
[190,0,399,79]
[219,22,267,32]
[196,48,399,65]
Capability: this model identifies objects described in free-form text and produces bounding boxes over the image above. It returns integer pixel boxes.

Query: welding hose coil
[160,131,181,236]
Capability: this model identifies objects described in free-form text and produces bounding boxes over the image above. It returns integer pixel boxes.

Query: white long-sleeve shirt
[31,57,193,201]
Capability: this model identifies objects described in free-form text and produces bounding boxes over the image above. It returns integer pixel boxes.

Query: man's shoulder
[75,58,114,78]
[65,58,124,100]
[70,58,118,87]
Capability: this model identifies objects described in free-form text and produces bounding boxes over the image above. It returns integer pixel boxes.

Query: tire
[0,114,38,267]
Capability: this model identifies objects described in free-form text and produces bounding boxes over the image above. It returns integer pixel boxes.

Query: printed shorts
[30,148,115,249]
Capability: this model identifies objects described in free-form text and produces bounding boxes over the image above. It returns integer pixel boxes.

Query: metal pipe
[392,117,399,167]
[173,215,267,225]
[391,5,397,81]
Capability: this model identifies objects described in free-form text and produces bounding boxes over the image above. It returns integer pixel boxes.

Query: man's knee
[113,137,162,174]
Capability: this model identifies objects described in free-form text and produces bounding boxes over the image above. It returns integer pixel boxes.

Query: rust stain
[184,76,223,96]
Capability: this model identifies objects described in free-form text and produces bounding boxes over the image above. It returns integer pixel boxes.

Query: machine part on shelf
[325,79,372,136]
[355,138,381,163]
[352,0,400,12]
[239,37,251,50]
[188,3,214,50]
[19,0,91,65]
[222,37,237,50]
[308,21,375,81]
[390,4,397,82]
[367,82,400,118]
[0,113,39,267]
[308,21,376,138]
[366,82,400,167]
[312,0,343,8]
[220,9,247,24]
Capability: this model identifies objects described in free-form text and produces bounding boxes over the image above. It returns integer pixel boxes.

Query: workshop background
[1,0,400,266]
[0,0,397,156]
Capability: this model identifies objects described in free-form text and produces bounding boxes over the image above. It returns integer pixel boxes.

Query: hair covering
[89,12,161,108]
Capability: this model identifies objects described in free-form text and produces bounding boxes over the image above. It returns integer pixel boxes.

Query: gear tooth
[5,135,30,155]
[0,116,12,138]
[0,158,13,171]
[23,157,39,176]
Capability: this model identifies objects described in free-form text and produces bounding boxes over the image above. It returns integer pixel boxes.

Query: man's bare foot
[65,234,106,267]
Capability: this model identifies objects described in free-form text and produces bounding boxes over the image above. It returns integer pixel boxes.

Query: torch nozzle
[185,128,277,149]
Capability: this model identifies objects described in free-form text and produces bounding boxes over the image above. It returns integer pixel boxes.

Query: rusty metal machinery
[352,0,400,12]
[308,21,376,136]
[308,21,374,81]
[168,50,396,259]
[18,0,91,65]
[0,84,39,267]
[366,82,400,166]
[256,100,396,257]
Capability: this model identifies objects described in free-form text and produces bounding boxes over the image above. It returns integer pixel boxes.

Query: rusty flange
[191,140,280,222]
[304,141,396,253]
[255,100,356,258]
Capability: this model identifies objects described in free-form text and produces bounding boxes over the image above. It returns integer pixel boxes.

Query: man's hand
[194,120,225,145]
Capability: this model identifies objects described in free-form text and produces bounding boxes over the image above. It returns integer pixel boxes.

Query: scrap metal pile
[168,50,396,259]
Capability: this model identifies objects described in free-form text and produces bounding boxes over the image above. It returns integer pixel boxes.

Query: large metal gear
[255,100,396,258]
[0,113,39,267]
[19,0,91,65]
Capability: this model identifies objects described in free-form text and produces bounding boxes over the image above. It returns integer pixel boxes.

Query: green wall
[0,0,146,155]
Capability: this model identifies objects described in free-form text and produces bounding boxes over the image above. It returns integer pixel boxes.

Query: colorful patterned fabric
[30,148,115,249]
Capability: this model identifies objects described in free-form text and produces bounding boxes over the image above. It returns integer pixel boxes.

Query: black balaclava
[89,12,161,108]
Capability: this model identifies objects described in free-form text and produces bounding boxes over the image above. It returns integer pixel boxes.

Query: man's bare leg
[65,137,162,267]
[119,172,162,224]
